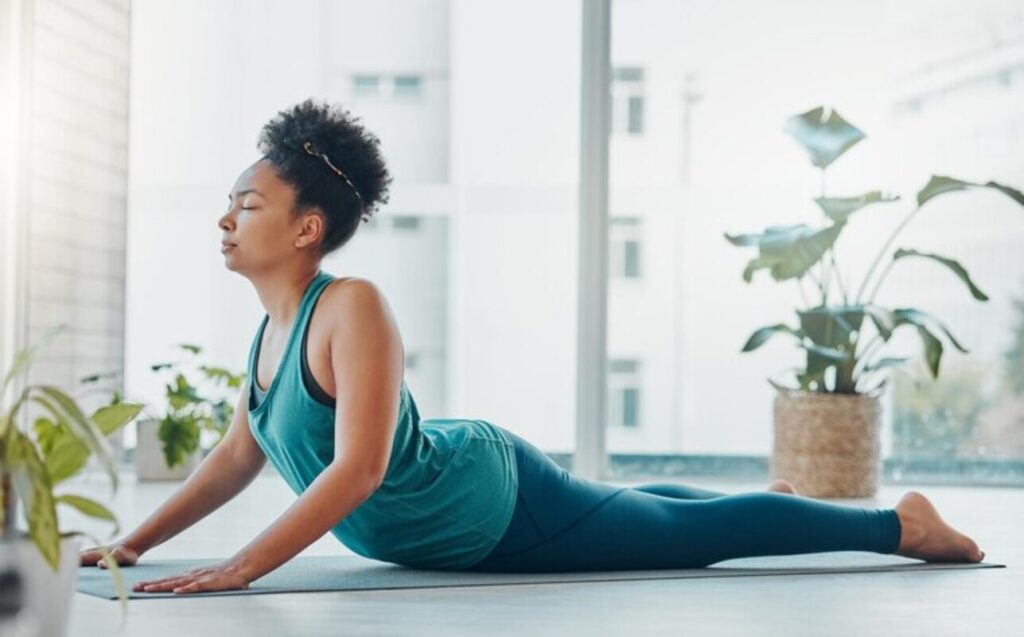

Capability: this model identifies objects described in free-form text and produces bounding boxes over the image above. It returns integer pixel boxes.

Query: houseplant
[135,344,245,481]
[1,325,142,634]
[725,105,1024,497]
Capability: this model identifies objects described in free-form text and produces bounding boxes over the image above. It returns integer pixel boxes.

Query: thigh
[478,430,626,560]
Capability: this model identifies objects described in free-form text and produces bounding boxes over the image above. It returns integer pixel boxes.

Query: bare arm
[120,386,267,555]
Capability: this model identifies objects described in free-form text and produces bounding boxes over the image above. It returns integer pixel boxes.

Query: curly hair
[257,98,393,257]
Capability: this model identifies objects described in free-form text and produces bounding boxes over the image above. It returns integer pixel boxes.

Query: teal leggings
[467,429,902,573]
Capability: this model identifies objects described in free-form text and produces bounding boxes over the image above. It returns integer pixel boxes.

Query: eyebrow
[227,189,265,200]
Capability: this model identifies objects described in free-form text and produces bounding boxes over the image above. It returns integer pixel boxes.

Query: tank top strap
[294,270,336,327]
[246,269,336,409]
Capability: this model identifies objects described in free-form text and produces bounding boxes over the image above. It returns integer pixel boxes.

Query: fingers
[133,575,192,592]
[133,569,208,592]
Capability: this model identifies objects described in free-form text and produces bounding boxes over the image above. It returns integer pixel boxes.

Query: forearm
[123,440,264,554]
[225,460,381,583]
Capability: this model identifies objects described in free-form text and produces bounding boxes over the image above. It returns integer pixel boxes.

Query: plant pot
[772,388,882,498]
[134,418,202,481]
[0,533,81,637]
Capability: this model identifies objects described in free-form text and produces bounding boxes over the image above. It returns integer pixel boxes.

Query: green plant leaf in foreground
[55,494,119,536]
[6,428,61,570]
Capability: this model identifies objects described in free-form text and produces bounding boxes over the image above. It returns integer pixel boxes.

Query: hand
[132,562,252,595]
[80,542,141,568]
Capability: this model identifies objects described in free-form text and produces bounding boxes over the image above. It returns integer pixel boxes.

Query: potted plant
[725,105,1024,498]
[1,325,143,634]
[134,344,245,481]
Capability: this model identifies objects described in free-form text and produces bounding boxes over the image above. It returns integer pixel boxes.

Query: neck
[250,263,321,331]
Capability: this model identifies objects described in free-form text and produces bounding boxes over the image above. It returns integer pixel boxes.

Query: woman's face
[218,158,321,274]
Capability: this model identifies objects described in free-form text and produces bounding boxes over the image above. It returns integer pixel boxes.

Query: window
[612,67,645,135]
[352,74,381,97]
[609,216,642,279]
[393,75,423,97]
[608,358,642,429]
[391,215,421,231]
[351,74,423,99]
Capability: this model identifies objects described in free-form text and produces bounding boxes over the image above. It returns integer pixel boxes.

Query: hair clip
[303,140,364,205]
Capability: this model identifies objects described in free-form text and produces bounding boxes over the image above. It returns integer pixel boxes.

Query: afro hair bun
[257,98,393,256]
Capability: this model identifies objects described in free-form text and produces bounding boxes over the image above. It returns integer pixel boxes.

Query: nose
[218,209,234,232]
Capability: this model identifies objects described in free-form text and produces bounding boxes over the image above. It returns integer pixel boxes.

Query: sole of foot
[894,490,984,563]
[765,479,799,495]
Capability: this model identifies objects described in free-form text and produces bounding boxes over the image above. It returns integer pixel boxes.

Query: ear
[294,209,324,250]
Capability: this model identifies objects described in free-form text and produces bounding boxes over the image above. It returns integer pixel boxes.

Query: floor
[60,467,1020,636]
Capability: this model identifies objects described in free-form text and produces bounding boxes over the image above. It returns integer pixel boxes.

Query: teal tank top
[245,269,519,570]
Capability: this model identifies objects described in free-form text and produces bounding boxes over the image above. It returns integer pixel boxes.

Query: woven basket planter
[772,387,882,498]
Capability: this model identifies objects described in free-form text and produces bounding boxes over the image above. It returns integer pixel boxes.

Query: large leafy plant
[146,344,246,468]
[726,105,1024,395]
[1,325,142,615]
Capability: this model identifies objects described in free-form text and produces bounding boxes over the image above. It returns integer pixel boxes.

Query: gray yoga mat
[76,552,1005,600]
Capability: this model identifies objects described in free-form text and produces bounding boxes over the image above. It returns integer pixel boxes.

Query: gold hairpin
[302,140,364,204]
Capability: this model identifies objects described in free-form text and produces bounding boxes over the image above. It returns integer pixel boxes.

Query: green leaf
[783,106,866,169]
[725,224,805,248]
[814,191,901,223]
[892,248,989,301]
[859,303,896,341]
[167,374,202,411]
[179,343,202,355]
[90,402,144,437]
[740,323,803,352]
[798,306,864,350]
[725,223,846,282]
[55,494,119,535]
[915,325,944,378]
[891,307,969,354]
[63,529,130,621]
[32,417,60,456]
[159,415,201,467]
[7,429,61,571]
[31,386,118,492]
[41,434,91,484]
[917,175,1024,208]
[862,357,909,373]
[0,325,67,402]
[741,255,777,283]
[79,369,121,385]
[800,342,850,362]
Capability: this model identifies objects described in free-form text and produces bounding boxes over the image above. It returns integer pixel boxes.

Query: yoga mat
[76,552,1004,599]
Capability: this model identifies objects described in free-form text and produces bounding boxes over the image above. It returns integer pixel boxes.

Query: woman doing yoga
[79,99,984,594]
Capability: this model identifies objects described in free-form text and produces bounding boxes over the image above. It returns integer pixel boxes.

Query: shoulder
[318,276,398,329]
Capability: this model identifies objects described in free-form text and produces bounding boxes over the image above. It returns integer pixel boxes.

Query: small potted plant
[725,105,1024,498]
[134,344,245,481]
[1,325,142,635]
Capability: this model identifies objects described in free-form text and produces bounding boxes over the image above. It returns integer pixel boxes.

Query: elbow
[331,457,386,493]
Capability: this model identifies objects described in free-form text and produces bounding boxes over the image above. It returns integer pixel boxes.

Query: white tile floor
[61,468,1021,636]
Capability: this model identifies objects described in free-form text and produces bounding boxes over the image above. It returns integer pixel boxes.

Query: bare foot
[765,479,799,495]
[894,491,984,563]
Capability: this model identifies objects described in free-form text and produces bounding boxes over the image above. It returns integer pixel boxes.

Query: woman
[80,99,984,594]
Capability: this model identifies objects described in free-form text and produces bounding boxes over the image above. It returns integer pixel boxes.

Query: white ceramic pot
[0,533,82,637]
[134,418,202,481]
